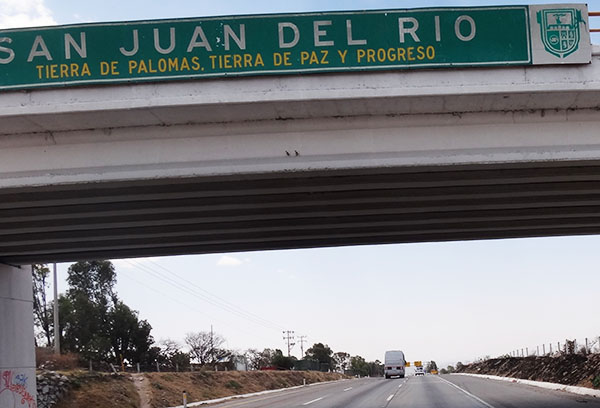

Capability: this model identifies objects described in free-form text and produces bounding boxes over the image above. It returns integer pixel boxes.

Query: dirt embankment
[55,370,347,408]
[143,371,347,408]
[55,371,139,408]
[456,354,600,389]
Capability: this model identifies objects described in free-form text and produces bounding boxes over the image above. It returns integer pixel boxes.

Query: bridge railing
[591,11,600,33]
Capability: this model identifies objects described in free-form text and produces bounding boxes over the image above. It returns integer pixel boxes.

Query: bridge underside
[3,161,600,264]
[3,51,600,264]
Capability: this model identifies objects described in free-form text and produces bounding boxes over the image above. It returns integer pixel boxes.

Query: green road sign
[0,4,591,90]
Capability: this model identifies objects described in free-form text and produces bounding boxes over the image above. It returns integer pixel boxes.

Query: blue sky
[39,0,600,24]
[73,236,600,367]
[2,0,600,367]
[4,0,600,29]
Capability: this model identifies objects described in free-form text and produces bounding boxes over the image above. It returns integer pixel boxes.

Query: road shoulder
[452,373,600,399]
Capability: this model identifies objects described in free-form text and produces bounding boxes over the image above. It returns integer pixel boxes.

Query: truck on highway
[384,350,406,379]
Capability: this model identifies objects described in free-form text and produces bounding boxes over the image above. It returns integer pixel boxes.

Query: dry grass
[36,348,80,370]
[145,371,348,408]
[55,371,139,408]
[52,370,347,408]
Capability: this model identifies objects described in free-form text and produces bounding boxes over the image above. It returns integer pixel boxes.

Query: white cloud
[0,0,56,29]
[216,255,243,267]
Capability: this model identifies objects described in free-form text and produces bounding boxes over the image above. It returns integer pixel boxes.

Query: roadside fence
[506,335,600,358]
[89,361,237,374]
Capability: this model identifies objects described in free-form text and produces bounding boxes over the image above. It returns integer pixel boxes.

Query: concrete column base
[0,264,36,408]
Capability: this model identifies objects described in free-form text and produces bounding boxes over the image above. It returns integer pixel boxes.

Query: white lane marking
[398,383,403,388]
[177,379,348,408]
[343,387,353,392]
[386,394,394,402]
[453,373,600,398]
[302,397,324,406]
[437,376,496,408]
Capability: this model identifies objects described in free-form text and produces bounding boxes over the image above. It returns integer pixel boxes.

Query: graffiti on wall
[0,370,36,408]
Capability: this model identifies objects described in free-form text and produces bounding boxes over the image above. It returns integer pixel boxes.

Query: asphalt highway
[207,374,600,408]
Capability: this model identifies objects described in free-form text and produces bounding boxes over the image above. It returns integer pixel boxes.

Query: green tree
[59,261,118,359]
[349,355,370,377]
[153,339,190,370]
[144,346,162,369]
[271,349,296,370]
[246,348,275,370]
[32,264,53,347]
[57,260,155,364]
[305,343,333,371]
[66,261,117,306]
[368,359,384,377]
[58,291,111,360]
[332,352,350,373]
[109,301,154,365]
[170,350,191,370]
[426,360,438,373]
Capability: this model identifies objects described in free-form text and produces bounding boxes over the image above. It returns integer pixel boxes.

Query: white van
[384,350,405,379]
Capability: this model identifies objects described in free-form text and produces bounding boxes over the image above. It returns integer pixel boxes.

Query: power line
[123,260,284,331]
[146,259,285,330]
[126,261,279,330]
[118,268,274,343]
[119,269,215,320]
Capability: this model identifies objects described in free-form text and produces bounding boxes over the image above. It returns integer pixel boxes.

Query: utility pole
[298,335,308,358]
[210,325,214,365]
[53,263,60,355]
[282,331,295,357]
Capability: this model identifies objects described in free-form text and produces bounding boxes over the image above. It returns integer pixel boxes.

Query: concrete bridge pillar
[0,264,36,408]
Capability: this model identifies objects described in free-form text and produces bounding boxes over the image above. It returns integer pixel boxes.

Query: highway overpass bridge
[3,54,600,264]
[1,5,599,405]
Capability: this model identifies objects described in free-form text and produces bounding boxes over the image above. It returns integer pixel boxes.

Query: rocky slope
[456,354,600,389]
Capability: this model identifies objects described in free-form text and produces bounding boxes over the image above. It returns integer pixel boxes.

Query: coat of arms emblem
[537,8,583,58]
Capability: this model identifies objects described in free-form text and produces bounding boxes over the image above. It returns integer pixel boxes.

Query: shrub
[225,380,242,390]
[593,375,600,389]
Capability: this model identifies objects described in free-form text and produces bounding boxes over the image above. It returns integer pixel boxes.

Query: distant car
[415,366,425,376]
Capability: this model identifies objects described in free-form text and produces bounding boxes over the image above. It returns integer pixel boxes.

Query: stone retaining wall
[37,371,70,408]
